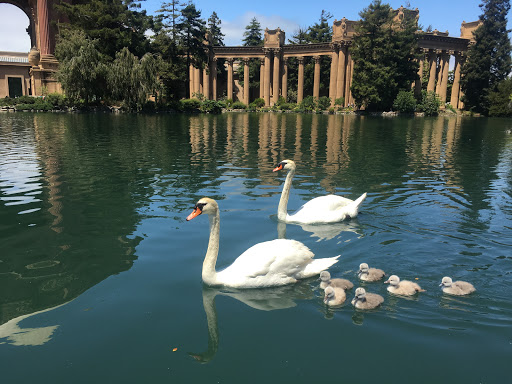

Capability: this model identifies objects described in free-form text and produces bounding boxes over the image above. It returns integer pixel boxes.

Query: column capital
[283,57,288,65]
[297,56,305,64]
[242,57,250,65]
[313,55,321,64]
[260,57,265,64]
[435,49,444,55]
[263,48,273,57]
[227,57,234,64]
[212,57,218,62]
[272,47,282,54]
[330,42,339,52]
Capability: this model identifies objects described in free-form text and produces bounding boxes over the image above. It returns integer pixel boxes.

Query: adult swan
[273,159,367,224]
[186,198,340,288]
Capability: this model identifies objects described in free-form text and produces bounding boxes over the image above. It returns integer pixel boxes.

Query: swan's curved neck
[203,211,220,285]
[278,168,295,221]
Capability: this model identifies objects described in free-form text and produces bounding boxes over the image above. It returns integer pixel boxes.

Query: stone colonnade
[422,49,465,109]
[189,15,476,109]
[189,46,356,108]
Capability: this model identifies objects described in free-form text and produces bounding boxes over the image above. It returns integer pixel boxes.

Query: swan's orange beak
[186,208,202,221]
[273,163,284,172]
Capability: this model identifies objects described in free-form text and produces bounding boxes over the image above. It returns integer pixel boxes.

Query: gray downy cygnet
[351,287,384,309]
[357,263,385,282]
[384,275,425,296]
[324,286,346,306]
[440,276,475,295]
[320,271,354,290]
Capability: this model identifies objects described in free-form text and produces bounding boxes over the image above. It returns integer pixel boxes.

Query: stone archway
[1,0,61,95]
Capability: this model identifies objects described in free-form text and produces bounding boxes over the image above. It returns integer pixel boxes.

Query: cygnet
[324,286,346,306]
[351,287,384,309]
[319,271,354,290]
[440,276,475,295]
[357,263,385,282]
[384,275,425,296]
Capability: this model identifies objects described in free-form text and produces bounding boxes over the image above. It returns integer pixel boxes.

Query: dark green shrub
[418,90,440,116]
[488,78,512,117]
[180,98,201,112]
[298,95,315,112]
[316,96,331,111]
[393,90,417,113]
[45,93,68,109]
[334,97,344,107]
[166,100,182,112]
[16,95,37,104]
[231,101,247,109]
[252,98,265,108]
[279,103,294,111]
[201,99,223,114]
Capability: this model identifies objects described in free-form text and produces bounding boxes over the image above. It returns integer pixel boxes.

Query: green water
[0,112,511,383]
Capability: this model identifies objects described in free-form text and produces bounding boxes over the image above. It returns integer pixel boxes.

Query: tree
[238,18,263,101]
[488,77,512,116]
[208,11,225,46]
[243,17,263,46]
[461,0,512,115]
[109,48,162,111]
[176,3,207,98]
[55,30,108,105]
[56,0,152,60]
[350,0,420,111]
[308,10,333,43]
[156,1,184,43]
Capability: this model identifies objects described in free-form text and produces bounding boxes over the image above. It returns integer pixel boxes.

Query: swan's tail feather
[344,192,367,218]
[298,255,340,278]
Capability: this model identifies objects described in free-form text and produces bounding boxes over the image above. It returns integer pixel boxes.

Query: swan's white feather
[216,239,339,288]
[287,193,367,224]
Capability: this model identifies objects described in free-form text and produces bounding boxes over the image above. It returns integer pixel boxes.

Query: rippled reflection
[189,283,314,363]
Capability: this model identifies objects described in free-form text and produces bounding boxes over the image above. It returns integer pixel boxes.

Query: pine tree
[56,0,152,60]
[307,10,333,43]
[461,0,512,115]
[176,3,207,98]
[156,1,184,43]
[243,18,263,46]
[208,12,225,46]
[350,0,420,111]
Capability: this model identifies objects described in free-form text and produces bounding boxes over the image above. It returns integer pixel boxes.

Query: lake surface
[0,112,511,383]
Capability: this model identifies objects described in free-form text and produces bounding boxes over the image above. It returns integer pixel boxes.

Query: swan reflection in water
[189,283,314,363]
[277,219,363,242]
[0,301,70,346]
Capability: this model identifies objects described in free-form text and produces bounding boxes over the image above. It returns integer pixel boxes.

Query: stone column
[189,64,194,98]
[329,44,339,105]
[414,50,424,98]
[348,56,355,105]
[243,58,250,106]
[336,44,346,103]
[212,58,217,100]
[194,67,201,96]
[227,58,234,101]
[264,50,272,106]
[435,50,444,95]
[259,58,265,99]
[450,52,462,108]
[427,50,437,92]
[439,52,450,105]
[297,57,305,103]
[344,50,352,107]
[281,57,288,101]
[37,0,51,56]
[313,56,321,99]
[203,67,209,99]
[272,49,281,105]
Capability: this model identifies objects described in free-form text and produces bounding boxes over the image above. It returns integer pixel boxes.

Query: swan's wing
[298,195,354,212]
[221,239,314,279]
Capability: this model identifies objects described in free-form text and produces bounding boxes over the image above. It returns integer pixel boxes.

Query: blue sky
[0,0,507,51]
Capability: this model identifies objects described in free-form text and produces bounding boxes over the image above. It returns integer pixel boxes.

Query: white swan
[273,159,367,224]
[186,198,340,288]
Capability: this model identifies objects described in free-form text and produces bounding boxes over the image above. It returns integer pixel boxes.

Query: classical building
[191,6,481,109]
[0,51,31,97]
[0,0,62,97]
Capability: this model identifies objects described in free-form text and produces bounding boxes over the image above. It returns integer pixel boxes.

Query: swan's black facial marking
[194,202,207,212]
